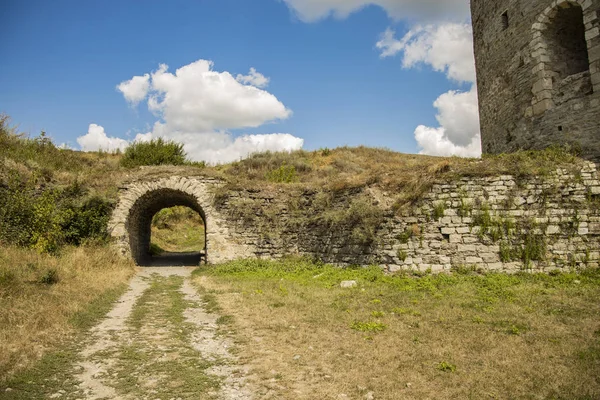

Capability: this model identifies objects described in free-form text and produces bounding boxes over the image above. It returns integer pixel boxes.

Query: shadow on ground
[138,252,204,267]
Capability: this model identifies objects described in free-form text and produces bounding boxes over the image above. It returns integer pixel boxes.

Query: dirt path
[71,267,251,400]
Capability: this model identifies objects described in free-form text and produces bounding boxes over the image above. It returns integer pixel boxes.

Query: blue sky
[0,0,479,163]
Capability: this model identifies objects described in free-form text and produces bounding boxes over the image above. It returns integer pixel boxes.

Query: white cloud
[133,132,153,143]
[77,124,129,152]
[116,74,150,105]
[144,129,304,164]
[284,1,480,157]
[236,67,270,88]
[58,143,75,150]
[147,60,291,132]
[432,86,480,147]
[414,125,481,158]
[282,0,470,22]
[414,85,481,157]
[79,60,302,164]
[376,23,481,157]
[376,24,476,83]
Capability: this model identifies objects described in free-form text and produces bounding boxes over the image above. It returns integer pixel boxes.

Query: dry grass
[2,112,584,211]
[193,259,600,399]
[128,146,583,211]
[0,245,136,380]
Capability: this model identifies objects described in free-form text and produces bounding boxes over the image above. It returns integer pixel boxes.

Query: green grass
[194,258,600,399]
[150,206,205,253]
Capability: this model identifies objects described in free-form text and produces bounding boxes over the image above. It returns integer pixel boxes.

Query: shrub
[120,138,187,168]
[0,175,113,252]
[321,196,384,245]
[266,164,298,183]
[437,361,457,373]
[38,269,59,285]
[61,196,113,246]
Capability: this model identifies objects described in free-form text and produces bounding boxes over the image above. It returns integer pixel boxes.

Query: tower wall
[471,0,600,159]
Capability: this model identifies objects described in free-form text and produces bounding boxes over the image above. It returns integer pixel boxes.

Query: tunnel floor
[138,252,205,267]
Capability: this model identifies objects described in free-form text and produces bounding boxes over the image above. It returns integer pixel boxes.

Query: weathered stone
[472,0,600,161]
[110,162,600,274]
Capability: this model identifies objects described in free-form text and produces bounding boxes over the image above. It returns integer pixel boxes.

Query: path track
[72,267,251,400]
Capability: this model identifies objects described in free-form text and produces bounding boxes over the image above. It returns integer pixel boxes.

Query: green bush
[265,164,298,183]
[120,138,187,168]
[0,175,112,252]
[61,196,113,246]
[38,269,59,285]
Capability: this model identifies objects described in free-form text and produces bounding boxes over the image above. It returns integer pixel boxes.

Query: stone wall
[470,0,600,160]
[108,176,256,265]
[110,162,600,273]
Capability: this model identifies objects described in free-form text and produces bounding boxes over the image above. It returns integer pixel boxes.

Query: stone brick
[110,162,600,275]
[472,0,600,161]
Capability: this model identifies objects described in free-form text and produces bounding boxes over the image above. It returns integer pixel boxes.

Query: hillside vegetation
[0,116,137,380]
[0,114,596,391]
[1,113,585,254]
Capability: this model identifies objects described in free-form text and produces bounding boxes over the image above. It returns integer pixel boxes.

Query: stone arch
[108,176,251,266]
[128,188,206,265]
[530,0,599,115]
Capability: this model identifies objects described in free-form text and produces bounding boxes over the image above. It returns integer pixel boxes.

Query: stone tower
[470,0,600,159]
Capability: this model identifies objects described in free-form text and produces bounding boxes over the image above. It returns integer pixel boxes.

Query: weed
[433,202,446,220]
[499,241,513,263]
[397,249,408,262]
[397,230,413,244]
[521,233,547,267]
[216,315,234,325]
[194,258,600,398]
[437,361,457,373]
[509,325,522,335]
[458,196,473,217]
[351,321,387,333]
[38,269,59,285]
[0,269,16,285]
[392,308,421,317]
[320,148,331,156]
[452,264,477,275]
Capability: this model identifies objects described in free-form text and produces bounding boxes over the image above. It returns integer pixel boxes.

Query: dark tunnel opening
[126,188,207,266]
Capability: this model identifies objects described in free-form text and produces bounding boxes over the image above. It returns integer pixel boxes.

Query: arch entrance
[109,176,253,266]
[530,0,598,114]
[127,188,207,266]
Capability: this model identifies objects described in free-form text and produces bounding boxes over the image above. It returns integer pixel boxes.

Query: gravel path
[71,267,251,400]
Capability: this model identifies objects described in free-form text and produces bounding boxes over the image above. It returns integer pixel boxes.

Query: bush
[120,138,187,168]
[61,196,113,246]
[0,176,113,252]
[265,164,298,183]
[38,269,59,285]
